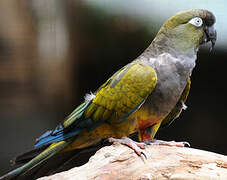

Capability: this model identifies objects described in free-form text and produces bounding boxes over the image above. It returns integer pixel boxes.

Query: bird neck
[144,34,197,59]
[138,36,198,77]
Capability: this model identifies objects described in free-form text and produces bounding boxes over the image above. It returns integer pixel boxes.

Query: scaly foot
[108,137,146,158]
[145,139,190,147]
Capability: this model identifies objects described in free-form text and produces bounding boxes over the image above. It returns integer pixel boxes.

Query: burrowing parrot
[1,9,216,180]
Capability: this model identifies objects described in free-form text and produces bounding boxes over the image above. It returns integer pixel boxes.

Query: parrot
[0,9,216,180]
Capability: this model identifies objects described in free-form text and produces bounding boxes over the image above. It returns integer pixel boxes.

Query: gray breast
[142,53,195,119]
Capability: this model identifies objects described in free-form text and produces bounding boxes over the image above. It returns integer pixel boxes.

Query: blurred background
[0,0,226,175]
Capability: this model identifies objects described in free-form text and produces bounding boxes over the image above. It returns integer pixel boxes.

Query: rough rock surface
[38,144,227,180]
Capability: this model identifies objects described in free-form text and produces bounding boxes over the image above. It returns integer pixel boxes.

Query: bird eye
[188,17,203,27]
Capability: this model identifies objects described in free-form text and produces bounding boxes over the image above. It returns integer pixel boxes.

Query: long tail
[0,100,93,180]
[0,140,72,180]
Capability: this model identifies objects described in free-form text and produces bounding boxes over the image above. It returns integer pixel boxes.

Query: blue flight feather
[36,130,52,142]
[34,128,82,148]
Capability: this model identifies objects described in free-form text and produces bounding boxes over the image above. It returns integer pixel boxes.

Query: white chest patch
[149,53,195,68]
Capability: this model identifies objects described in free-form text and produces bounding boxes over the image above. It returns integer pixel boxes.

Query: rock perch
[38,144,227,180]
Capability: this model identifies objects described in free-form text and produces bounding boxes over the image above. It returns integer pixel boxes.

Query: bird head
[152,9,216,55]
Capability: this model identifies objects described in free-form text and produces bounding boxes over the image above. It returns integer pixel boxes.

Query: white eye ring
[188,17,203,27]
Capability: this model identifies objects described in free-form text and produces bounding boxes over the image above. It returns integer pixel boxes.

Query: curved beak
[205,25,217,51]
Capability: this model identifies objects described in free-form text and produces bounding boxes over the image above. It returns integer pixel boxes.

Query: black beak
[205,25,217,51]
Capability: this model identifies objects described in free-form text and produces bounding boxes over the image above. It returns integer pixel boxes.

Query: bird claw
[140,151,147,160]
[145,139,190,147]
[108,137,147,158]
[182,141,190,147]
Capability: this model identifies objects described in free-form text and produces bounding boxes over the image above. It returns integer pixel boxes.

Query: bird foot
[108,137,146,158]
[145,139,190,147]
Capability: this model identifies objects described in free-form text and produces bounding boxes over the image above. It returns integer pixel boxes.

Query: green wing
[66,62,157,128]
[161,78,191,128]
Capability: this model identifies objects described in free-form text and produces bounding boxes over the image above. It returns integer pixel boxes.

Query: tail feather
[12,145,48,166]
[0,140,72,180]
